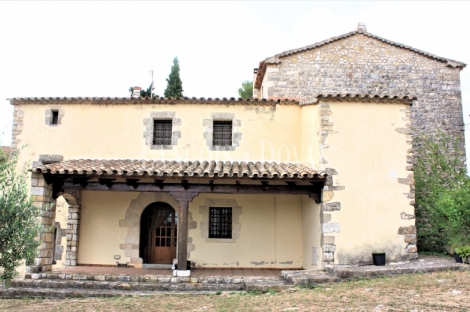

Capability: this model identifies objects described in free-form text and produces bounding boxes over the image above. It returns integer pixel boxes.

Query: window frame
[152,119,173,146]
[51,110,59,125]
[203,114,241,151]
[212,120,233,147]
[45,107,63,126]
[208,207,233,239]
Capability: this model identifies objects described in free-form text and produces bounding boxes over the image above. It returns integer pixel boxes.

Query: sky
[0,1,469,156]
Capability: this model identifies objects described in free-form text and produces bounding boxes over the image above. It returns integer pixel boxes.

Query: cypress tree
[238,80,253,99]
[164,56,184,98]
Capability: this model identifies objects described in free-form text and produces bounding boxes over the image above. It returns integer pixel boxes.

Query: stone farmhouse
[9,23,465,277]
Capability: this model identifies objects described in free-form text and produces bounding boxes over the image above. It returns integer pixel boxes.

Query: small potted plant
[454,246,470,264]
[372,251,386,266]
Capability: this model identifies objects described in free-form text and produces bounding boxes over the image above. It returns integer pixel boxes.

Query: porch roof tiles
[33,159,326,179]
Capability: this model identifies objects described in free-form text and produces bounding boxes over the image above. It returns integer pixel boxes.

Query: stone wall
[28,173,55,273]
[258,32,466,155]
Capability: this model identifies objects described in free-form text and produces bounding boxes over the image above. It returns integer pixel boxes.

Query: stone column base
[173,270,191,277]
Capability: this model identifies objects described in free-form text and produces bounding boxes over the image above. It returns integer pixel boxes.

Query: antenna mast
[150,65,154,99]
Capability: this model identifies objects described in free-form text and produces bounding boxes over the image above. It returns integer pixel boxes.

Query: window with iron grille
[213,121,232,146]
[209,207,232,238]
[153,120,172,145]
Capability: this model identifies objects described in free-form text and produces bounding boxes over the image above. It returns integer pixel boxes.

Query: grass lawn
[1,270,469,311]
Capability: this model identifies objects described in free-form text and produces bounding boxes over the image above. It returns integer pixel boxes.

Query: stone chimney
[132,86,142,98]
[357,22,367,33]
[253,68,259,99]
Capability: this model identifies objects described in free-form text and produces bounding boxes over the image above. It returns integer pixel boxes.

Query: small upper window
[213,121,232,146]
[51,110,59,125]
[153,120,172,145]
[209,207,232,239]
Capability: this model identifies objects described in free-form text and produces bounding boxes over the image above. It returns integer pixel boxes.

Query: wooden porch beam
[62,181,321,196]
[261,181,269,190]
[154,179,165,189]
[98,178,115,188]
[125,179,140,189]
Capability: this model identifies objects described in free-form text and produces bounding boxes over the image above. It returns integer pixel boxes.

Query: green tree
[414,130,467,252]
[435,180,470,248]
[140,82,158,98]
[0,148,44,287]
[164,57,184,98]
[237,80,253,99]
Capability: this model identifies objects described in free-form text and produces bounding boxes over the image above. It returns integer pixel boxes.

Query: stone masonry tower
[253,23,466,156]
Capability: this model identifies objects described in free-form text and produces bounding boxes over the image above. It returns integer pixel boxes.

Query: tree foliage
[435,178,470,248]
[414,130,467,252]
[140,82,157,98]
[238,80,253,99]
[0,149,44,287]
[128,83,158,98]
[164,57,184,98]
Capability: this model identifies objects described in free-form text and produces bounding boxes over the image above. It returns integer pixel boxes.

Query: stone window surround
[143,111,181,150]
[45,107,64,126]
[199,198,241,243]
[203,113,242,151]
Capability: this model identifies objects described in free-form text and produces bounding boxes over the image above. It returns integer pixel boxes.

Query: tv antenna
[150,65,155,99]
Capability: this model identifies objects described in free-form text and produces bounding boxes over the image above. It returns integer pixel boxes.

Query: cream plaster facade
[10,96,415,273]
[319,101,414,264]
[15,102,309,167]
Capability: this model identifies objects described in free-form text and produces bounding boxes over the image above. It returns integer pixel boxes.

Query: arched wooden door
[140,203,177,264]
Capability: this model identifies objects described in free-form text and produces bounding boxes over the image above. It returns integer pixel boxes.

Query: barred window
[209,207,232,238]
[213,121,232,146]
[153,120,172,145]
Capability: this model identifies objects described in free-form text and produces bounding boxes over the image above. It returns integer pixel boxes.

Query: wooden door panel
[149,209,177,264]
[153,247,176,264]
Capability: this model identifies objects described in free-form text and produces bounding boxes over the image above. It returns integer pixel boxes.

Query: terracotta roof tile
[299,94,416,105]
[9,97,298,106]
[33,159,326,179]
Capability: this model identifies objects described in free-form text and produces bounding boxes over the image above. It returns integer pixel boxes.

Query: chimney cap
[357,22,367,32]
[132,86,142,98]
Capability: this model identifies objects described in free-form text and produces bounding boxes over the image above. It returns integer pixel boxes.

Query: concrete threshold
[326,255,470,280]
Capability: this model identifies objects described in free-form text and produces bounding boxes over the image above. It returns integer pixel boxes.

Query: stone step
[25,272,244,285]
[244,277,292,292]
[9,279,245,292]
[0,286,222,299]
[281,270,340,285]
[143,264,172,270]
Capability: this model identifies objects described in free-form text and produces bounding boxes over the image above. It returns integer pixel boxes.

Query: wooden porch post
[177,199,188,272]
[170,191,198,276]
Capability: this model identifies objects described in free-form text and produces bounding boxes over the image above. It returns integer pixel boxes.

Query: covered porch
[29,159,328,277]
